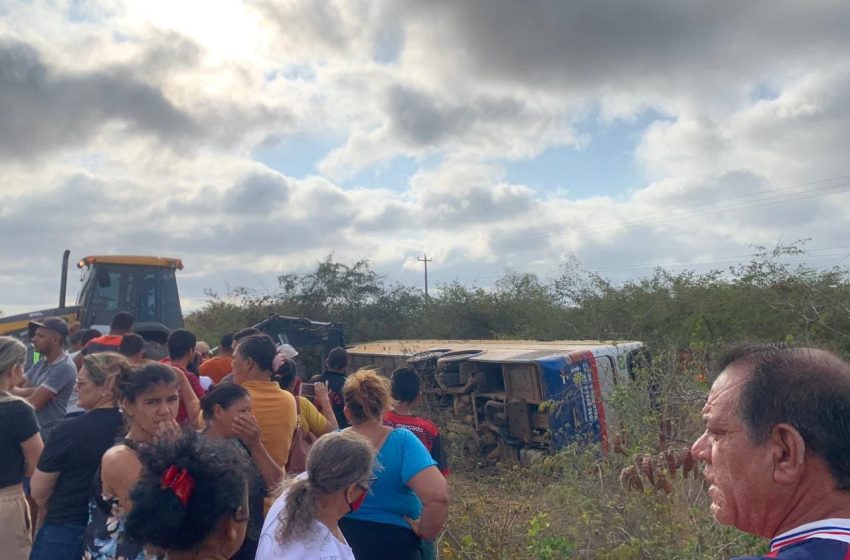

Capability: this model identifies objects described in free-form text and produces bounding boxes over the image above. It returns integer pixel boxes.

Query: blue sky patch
[504,110,665,198]
[252,132,339,179]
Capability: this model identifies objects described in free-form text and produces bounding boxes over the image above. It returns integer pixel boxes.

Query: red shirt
[83,335,123,355]
[384,409,449,475]
[161,359,206,424]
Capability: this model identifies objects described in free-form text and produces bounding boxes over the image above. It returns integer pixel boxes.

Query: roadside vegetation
[187,240,850,558]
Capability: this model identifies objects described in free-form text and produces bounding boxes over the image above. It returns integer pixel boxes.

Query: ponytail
[275,431,375,546]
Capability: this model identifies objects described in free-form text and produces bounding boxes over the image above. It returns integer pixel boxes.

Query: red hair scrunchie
[161,465,195,507]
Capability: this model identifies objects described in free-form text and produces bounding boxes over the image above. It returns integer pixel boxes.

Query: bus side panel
[537,351,607,451]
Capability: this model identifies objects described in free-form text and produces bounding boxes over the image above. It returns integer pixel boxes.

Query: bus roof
[77,255,184,269]
[346,339,642,357]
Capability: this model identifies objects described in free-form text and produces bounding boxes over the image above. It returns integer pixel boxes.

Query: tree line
[186,241,850,357]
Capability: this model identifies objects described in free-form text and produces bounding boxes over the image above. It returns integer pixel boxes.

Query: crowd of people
[2,310,850,559]
[0,312,451,560]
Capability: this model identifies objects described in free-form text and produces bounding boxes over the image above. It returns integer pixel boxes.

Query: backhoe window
[160,268,182,327]
[87,265,138,319]
[137,271,159,322]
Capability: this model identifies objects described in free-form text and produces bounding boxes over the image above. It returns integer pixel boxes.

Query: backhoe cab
[75,255,184,343]
[0,251,184,344]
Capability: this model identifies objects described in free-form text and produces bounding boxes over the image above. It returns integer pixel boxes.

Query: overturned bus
[346,340,649,463]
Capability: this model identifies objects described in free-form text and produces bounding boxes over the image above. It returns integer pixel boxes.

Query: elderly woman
[125,431,250,560]
[339,369,449,560]
[256,431,376,560]
[30,352,130,560]
[0,336,44,559]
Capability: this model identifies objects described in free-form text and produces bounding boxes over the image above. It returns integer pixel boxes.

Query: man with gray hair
[691,344,850,559]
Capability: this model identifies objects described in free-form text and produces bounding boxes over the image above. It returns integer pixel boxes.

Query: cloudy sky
[2,0,850,316]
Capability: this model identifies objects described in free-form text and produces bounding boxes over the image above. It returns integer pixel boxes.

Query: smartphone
[301,383,315,398]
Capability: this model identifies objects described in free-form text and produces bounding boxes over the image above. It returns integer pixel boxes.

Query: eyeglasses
[358,475,378,491]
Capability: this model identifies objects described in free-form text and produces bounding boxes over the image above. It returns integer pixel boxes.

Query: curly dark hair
[125,431,249,551]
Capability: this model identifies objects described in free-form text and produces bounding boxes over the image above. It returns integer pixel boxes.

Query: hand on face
[231,412,261,447]
[154,419,181,443]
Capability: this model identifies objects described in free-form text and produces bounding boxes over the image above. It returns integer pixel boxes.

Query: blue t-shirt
[347,428,437,528]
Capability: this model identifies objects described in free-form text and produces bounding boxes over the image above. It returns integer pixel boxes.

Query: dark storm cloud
[0,39,201,161]
[385,85,531,148]
[397,0,850,97]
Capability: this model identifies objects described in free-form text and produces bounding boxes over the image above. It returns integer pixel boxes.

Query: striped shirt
[734,518,850,559]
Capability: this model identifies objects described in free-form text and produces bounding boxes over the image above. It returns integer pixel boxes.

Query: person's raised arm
[172,366,202,428]
[406,466,449,540]
[231,413,284,489]
[313,382,338,432]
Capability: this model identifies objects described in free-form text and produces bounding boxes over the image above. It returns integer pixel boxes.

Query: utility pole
[417,254,432,300]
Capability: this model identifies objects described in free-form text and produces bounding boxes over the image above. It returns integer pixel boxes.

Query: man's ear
[771,422,806,484]
[343,405,352,424]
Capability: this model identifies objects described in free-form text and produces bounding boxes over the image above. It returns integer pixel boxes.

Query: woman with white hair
[256,431,377,560]
[0,336,44,559]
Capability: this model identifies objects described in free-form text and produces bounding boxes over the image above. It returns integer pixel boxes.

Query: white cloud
[2,0,850,316]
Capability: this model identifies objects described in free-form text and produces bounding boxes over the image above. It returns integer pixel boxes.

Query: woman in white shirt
[256,431,376,560]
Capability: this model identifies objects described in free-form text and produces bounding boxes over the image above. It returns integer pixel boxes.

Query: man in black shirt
[313,347,350,428]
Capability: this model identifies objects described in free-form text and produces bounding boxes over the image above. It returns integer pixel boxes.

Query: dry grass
[434,353,768,560]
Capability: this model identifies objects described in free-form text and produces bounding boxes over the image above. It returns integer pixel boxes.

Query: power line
[429,244,850,287]
[431,174,850,265]
[466,179,850,258]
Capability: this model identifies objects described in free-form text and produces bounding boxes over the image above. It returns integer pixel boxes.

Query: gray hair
[275,431,376,546]
[0,336,27,376]
[716,343,850,489]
